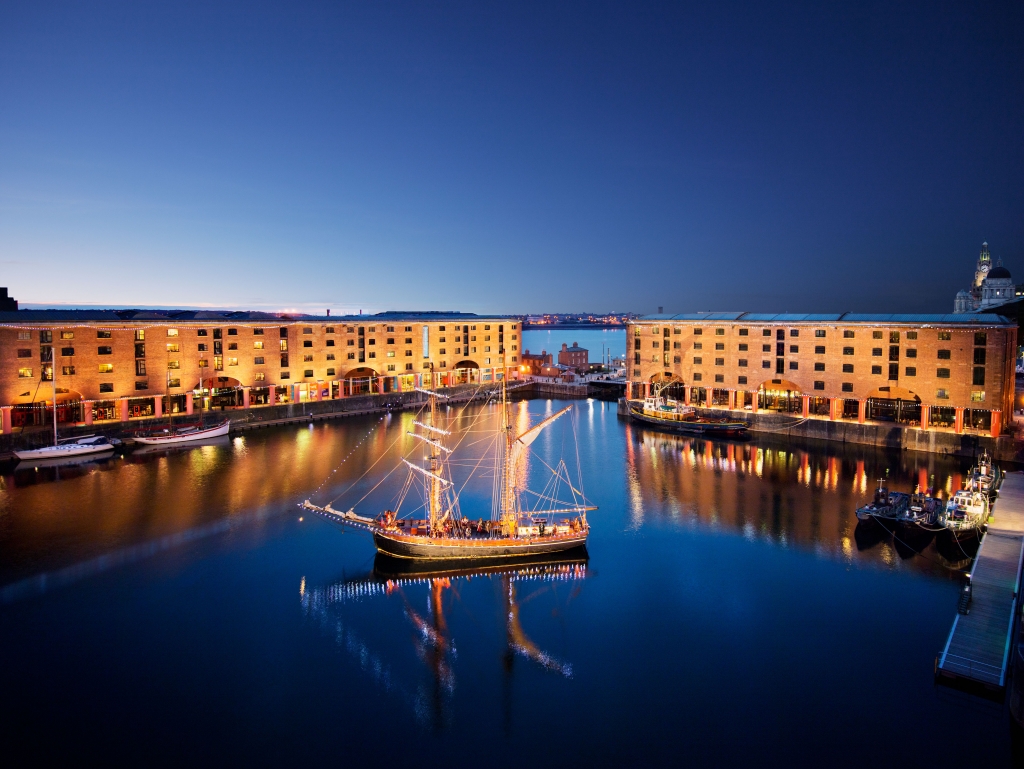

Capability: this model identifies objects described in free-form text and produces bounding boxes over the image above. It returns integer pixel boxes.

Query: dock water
[936,472,1024,693]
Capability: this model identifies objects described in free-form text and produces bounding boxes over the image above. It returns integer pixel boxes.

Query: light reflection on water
[0,398,1012,766]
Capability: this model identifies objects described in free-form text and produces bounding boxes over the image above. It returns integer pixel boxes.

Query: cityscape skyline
[2,2,1022,314]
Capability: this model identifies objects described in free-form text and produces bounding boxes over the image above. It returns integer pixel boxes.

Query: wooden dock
[936,472,1024,692]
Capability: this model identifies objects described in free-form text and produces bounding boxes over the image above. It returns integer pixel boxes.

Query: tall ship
[304,370,594,560]
[627,384,748,437]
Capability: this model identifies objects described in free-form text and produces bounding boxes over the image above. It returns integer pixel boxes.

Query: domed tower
[954,289,975,313]
[973,242,992,291]
[980,260,1014,309]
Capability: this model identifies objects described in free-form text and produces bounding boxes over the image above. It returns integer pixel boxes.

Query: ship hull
[629,407,748,436]
[372,530,589,560]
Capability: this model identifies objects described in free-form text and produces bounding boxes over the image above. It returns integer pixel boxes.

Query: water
[0,399,1015,765]
[522,327,626,363]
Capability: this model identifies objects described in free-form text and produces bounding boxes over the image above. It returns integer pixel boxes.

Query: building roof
[0,309,507,324]
[636,312,1013,326]
[988,265,1012,280]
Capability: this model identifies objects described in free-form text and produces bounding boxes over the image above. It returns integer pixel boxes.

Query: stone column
[186,393,194,415]
[119,399,129,422]
[991,410,1002,438]
[802,395,809,418]
[242,386,250,409]
[830,397,841,421]
[154,396,163,419]
[268,385,276,405]
[954,407,965,434]
[378,377,385,395]
[315,384,323,402]
[1,406,11,434]
[83,402,93,426]
[858,399,866,424]
[728,390,737,410]
[684,386,691,406]
[920,404,930,430]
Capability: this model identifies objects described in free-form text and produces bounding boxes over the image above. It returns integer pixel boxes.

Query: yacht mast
[500,365,517,536]
[427,366,442,536]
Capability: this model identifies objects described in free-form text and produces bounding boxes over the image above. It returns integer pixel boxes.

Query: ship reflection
[301,551,587,729]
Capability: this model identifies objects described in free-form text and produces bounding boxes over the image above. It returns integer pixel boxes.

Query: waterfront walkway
[936,472,1024,692]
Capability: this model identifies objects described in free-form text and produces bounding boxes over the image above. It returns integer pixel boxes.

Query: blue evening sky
[1,2,1022,314]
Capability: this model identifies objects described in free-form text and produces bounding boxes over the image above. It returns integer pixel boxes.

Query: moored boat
[15,435,119,461]
[855,479,910,523]
[133,421,230,445]
[628,394,748,437]
[936,488,989,533]
[905,487,943,525]
[967,450,1002,497]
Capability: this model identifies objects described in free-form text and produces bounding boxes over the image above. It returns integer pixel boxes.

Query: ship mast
[500,365,517,537]
[427,366,443,536]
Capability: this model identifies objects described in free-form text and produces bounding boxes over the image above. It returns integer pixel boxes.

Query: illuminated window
[228,358,238,366]
[198,359,209,368]
[167,343,179,353]
[214,357,223,370]
[303,354,313,362]
[62,366,75,376]
[61,331,74,340]
[254,372,266,381]
[280,340,288,351]
[167,328,178,337]
[938,331,951,341]
[254,341,264,350]
[18,368,32,378]
[167,360,180,370]
[971,391,985,402]
[168,379,181,388]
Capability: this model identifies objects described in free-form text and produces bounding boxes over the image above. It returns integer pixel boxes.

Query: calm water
[0,399,1016,765]
[522,327,625,362]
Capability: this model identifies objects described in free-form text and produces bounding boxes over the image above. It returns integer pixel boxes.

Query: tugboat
[303,368,594,561]
[855,479,910,523]
[936,488,989,534]
[627,384,748,437]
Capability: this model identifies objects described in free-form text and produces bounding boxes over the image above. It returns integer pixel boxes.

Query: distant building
[520,348,552,375]
[954,242,1017,313]
[0,288,17,311]
[558,342,588,371]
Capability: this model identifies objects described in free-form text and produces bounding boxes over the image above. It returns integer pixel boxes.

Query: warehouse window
[789,361,798,370]
[871,365,882,375]
[98,346,112,355]
[814,381,825,390]
[17,349,31,358]
[936,388,949,399]
[905,367,916,377]
[254,357,264,365]
[739,329,748,336]
[18,368,32,378]
[97,330,112,339]
[975,332,987,346]
[843,330,855,339]
[762,360,771,368]
[842,383,853,392]
[973,367,985,386]
[971,391,985,402]
[872,348,882,356]
[906,348,917,358]
[790,345,798,353]
[843,363,853,373]
[738,359,747,367]
[937,350,951,360]
[814,346,825,354]
[814,362,824,371]
[135,382,148,391]
[872,331,883,339]
[938,331,951,341]
[62,366,75,376]
[815,330,825,338]
[714,374,724,382]
[843,347,854,355]
[738,376,747,384]
[99,383,114,393]
[937,368,950,378]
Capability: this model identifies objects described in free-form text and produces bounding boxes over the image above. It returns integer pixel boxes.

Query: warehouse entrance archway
[756,378,803,413]
[866,386,921,426]
[342,367,379,395]
[453,360,480,385]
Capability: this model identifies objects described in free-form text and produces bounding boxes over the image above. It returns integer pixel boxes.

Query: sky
[1,1,1022,315]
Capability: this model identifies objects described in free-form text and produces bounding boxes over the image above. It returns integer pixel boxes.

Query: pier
[936,472,1024,693]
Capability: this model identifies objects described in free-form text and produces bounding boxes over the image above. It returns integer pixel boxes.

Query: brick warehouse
[0,310,519,431]
[626,312,1017,438]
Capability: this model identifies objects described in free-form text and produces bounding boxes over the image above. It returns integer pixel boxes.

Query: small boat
[133,421,230,445]
[967,450,1002,497]
[936,489,989,533]
[628,394,748,437]
[905,487,943,525]
[855,479,910,523]
[15,435,119,461]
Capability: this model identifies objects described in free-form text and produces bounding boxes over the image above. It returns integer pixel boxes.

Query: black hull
[372,531,589,561]
[372,548,589,579]
[629,409,748,436]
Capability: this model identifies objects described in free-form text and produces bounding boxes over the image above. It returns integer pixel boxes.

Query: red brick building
[558,342,589,372]
[520,349,552,376]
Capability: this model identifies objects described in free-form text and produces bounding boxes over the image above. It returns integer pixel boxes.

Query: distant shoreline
[521,323,626,330]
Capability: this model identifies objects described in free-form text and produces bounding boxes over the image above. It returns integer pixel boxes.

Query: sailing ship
[133,367,230,445]
[627,384,748,436]
[303,369,594,560]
